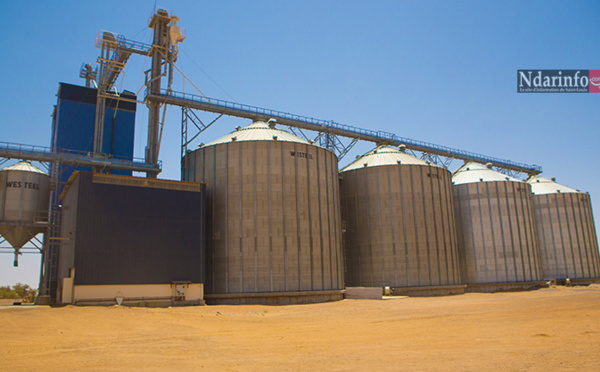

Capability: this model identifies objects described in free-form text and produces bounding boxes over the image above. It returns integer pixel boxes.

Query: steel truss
[286,127,359,161]
[181,107,223,157]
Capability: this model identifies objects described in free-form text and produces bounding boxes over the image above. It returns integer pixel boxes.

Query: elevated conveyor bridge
[0,141,161,174]
[146,89,543,176]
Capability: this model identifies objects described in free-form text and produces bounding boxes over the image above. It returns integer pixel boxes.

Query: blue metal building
[51,83,136,190]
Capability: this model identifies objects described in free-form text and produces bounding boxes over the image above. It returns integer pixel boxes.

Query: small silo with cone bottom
[0,161,51,266]
[182,120,344,304]
[452,162,545,291]
[527,175,600,283]
[339,145,464,296]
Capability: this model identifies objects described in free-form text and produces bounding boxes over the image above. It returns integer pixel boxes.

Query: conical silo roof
[202,121,311,147]
[526,175,579,195]
[0,161,47,174]
[452,162,522,185]
[340,145,437,172]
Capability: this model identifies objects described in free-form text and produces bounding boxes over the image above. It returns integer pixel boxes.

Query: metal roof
[452,162,522,185]
[202,121,311,147]
[526,175,579,195]
[0,161,47,175]
[340,145,439,172]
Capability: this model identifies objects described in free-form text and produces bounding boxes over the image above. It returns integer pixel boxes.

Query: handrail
[0,141,161,174]
[147,90,543,174]
[116,34,152,55]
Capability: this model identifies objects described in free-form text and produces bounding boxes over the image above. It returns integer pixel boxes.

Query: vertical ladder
[37,162,63,303]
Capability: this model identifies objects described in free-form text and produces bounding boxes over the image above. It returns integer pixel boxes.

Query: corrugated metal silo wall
[340,164,461,288]
[0,169,50,222]
[63,172,205,285]
[182,140,343,294]
[532,192,600,279]
[52,83,135,193]
[0,169,50,249]
[453,181,542,284]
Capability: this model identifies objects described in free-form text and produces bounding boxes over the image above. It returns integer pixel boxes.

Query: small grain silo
[182,121,344,304]
[452,162,543,290]
[0,161,50,266]
[527,175,600,281]
[339,146,463,295]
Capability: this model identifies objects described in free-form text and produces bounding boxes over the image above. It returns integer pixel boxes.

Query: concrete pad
[344,287,382,300]
[392,284,466,297]
[465,281,547,293]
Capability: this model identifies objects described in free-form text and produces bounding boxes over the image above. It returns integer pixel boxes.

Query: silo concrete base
[465,281,548,293]
[69,298,206,307]
[344,287,383,300]
[390,284,466,297]
[204,290,344,305]
[34,296,53,306]
[568,278,600,286]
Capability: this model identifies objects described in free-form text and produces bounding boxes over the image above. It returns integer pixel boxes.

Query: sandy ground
[1,286,599,371]
[0,298,23,306]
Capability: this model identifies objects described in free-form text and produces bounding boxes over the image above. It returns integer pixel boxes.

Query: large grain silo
[0,161,50,266]
[182,120,344,304]
[527,175,600,282]
[452,162,544,291]
[340,146,463,296]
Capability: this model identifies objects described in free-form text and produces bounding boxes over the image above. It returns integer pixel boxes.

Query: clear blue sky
[1,1,599,287]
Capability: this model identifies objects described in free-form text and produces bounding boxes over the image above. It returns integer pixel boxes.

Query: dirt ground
[1,286,599,371]
[0,298,23,306]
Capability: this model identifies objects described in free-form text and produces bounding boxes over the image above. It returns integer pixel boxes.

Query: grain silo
[0,161,50,266]
[182,120,344,304]
[452,162,544,291]
[339,146,463,296]
[527,175,600,282]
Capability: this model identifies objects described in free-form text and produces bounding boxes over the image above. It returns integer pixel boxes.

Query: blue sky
[1,1,599,286]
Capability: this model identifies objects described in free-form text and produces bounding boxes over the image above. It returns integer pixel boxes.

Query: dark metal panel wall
[71,172,205,285]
